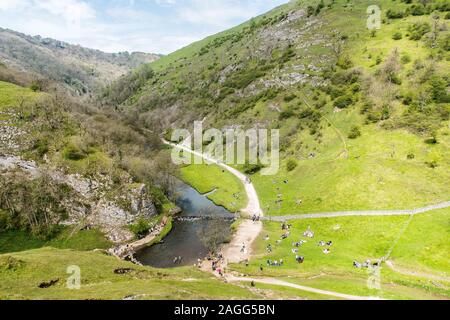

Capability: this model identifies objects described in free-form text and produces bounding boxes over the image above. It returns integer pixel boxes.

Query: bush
[410,4,426,16]
[348,126,362,139]
[337,56,353,69]
[243,163,263,175]
[386,9,406,19]
[401,54,411,64]
[283,94,297,102]
[428,75,449,103]
[392,32,403,40]
[286,159,298,172]
[334,94,353,109]
[409,22,431,40]
[63,143,87,161]
[129,218,151,240]
[279,107,295,120]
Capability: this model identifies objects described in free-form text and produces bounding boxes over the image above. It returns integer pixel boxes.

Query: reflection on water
[135,181,234,268]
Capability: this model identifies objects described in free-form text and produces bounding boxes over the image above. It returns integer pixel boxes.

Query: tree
[287,159,298,172]
[348,126,362,139]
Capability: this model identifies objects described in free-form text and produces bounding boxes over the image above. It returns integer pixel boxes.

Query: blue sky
[0,0,288,54]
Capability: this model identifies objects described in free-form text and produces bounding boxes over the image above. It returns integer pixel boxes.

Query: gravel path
[262,201,450,221]
[225,275,383,300]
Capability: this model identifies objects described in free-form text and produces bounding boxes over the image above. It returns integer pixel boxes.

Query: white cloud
[0,0,28,11]
[0,0,288,54]
[34,0,95,26]
[176,0,263,27]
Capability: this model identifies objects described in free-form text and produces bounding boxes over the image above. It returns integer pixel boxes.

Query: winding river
[135,181,234,268]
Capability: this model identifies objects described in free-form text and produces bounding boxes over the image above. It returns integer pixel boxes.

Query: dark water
[135,181,234,268]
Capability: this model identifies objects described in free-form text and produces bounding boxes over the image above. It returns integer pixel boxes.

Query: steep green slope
[0,247,256,300]
[105,0,450,214]
[0,247,339,300]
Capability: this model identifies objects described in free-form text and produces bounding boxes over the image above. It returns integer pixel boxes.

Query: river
[135,181,235,268]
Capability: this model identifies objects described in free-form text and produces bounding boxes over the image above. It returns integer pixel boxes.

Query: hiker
[241,243,246,253]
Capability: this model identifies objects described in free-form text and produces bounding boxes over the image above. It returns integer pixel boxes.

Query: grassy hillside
[103,0,450,215]
[230,207,450,299]
[0,81,42,109]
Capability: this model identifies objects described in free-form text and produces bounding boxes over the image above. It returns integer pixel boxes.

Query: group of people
[251,214,261,222]
[209,253,225,276]
[264,223,337,267]
[353,259,381,269]
[318,240,333,254]
[266,259,284,267]
[173,256,183,264]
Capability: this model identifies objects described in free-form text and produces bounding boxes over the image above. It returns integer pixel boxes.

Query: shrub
[386,9,406,19]
[381,104,391,120]
[428,75,449,103]
[409,22,431,40]
[337,56,353,69]
[410,4,426,16]
[424,136,438,145]
[279,107,295,120]
[63,143,87,161]
[392,32,403,40]
[348,126,362,139]
[129,218,151,240]
[401,54,411,64]
[283,94,297,102]
[243,163,264,175]
[334,94,353,109]
[286,159,298,172]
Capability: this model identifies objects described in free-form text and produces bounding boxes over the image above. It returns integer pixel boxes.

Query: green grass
[180,163,247,212]
[0,227,112,254]
[0,247,263,300]
[0,81,41,110]
[253,121,450,216]
[229,208,450,299]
